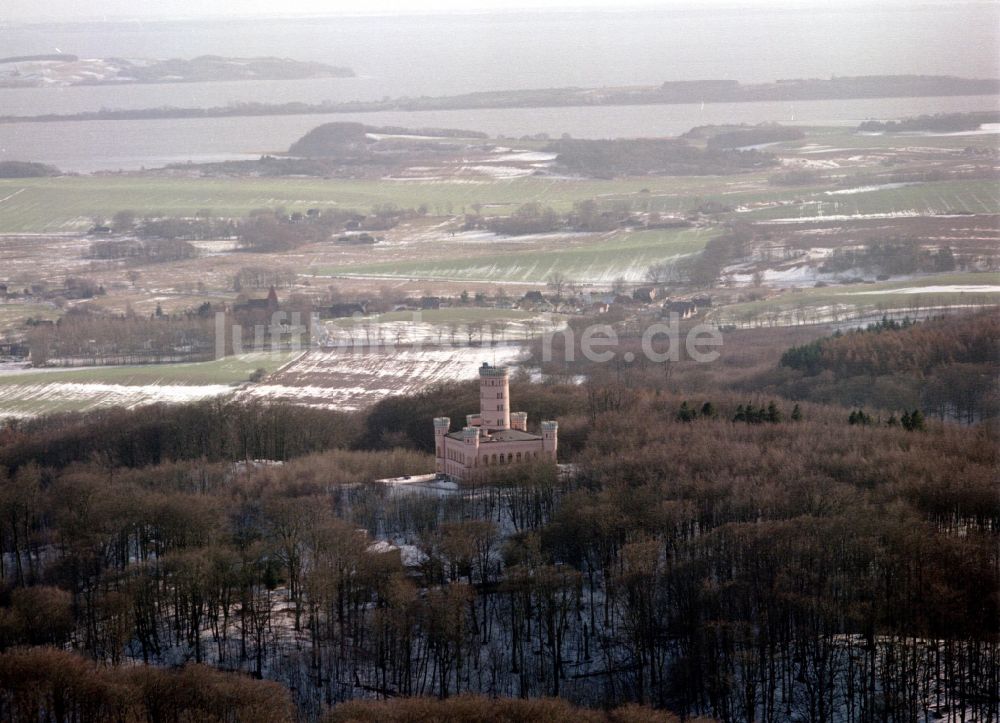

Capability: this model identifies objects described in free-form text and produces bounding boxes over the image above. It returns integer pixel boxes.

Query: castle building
[434,363,557,481]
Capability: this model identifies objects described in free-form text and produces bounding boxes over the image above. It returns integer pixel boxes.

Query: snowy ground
[239,344,528,411]
[0,342,535,419]
[839,284,1000,295]
[0,380,235,416]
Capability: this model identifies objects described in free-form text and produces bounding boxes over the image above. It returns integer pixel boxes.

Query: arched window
[492,454,497,464]
[507,453,513,463]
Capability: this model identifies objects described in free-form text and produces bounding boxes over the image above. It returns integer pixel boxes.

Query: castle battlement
[478,362,509,378]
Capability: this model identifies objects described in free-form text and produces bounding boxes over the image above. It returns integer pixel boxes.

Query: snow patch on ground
[490,151,558,163]
[824,182,920,196]
[757,211,963,224]
[459,164,536,179]
[839,284,1000,295]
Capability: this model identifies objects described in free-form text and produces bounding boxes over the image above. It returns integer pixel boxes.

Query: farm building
[326,302,367,318]
[434,363,557,481]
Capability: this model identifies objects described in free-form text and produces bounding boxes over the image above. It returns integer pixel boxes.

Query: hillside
[762,312,1000,422]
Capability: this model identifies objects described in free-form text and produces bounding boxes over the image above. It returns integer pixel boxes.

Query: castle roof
[446,429,542,442]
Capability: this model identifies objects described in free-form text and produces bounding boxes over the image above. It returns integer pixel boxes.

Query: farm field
[323,308,567,346]
[2,173,995,235]
[0,343,538,417]
[0,174,765,233]
[784,126,1000,152]
[0,302,58,333]
[319,227,716,283]
[741,179,1000,222]
[239,344,526,411]
[710,272,1000,327]
[1,123,996,233]
[0,351,295,417]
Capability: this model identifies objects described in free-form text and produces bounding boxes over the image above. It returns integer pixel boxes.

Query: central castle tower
[478,361,510,431]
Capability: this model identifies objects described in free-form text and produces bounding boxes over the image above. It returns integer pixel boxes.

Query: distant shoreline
[1,75,996,125]
[0,55,354,90]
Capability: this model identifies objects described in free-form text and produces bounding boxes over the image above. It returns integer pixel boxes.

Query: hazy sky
[2,0,949,23]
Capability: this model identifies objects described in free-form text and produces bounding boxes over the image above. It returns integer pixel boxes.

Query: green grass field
[0,175,759,233]
[791,127,1000,152]
[1,171,994,234]
[741,179,1000,221]
[319,227,717,283]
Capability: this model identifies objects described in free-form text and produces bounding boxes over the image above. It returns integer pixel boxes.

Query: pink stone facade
[435,363,557,481]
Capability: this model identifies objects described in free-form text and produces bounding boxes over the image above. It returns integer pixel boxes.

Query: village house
[434,363,557,481]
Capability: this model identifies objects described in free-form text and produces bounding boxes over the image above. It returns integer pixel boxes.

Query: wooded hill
[769,312,999,422]
[0,314,996,720]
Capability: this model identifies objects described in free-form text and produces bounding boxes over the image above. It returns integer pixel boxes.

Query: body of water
[0,5,997,171]
[2,94,998,172]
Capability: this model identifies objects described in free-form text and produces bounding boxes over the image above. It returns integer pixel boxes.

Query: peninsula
[1,74,994,123]
[0,54,354,88]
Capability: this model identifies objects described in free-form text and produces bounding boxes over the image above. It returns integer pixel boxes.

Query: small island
[0,54,354,88]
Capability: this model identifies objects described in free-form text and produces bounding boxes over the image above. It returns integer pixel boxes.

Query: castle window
[516,452,521,462]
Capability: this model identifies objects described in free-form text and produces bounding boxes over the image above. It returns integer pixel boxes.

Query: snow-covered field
[839,284,1000,295]
[0,381,235,416]
[0,345,532,418]
[239,345,527,411]
[323,314,563,347]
